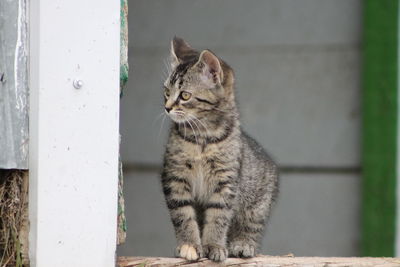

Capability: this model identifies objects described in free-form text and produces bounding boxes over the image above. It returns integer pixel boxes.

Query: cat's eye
[180,91,192,101]
[164,88,170,98]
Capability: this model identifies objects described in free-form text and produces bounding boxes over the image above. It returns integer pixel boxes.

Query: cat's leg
[162,174,202,261]
[227,213,264,258]
[201,181,236,262]
[227,194,273,258]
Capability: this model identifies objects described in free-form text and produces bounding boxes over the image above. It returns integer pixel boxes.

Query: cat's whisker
[186,118,199,148]
[176,111,188,140]
[157,114,167,141]
[187,115,202,135]
[153,111,166,127]
[212,107,229,113]
[188,116,207,142]
[189,116,210,139]
[184,123,187,139]
[188,114,211,137]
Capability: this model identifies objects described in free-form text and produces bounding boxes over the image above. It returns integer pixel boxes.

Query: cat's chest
[184,147,215,202]
[184,154,206,200]
[189,160,206,201]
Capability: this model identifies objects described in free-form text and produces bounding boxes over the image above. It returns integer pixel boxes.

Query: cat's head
[163,37,235,125]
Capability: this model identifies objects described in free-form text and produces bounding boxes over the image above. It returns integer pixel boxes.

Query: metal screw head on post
[73,79,83,89]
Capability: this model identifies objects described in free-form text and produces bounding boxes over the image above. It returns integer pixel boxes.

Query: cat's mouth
[167,110,187,123]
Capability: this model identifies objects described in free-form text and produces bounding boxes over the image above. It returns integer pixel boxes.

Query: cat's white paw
[176,244,201,261]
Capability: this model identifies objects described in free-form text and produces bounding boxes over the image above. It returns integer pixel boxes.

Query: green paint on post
[362,0,398,256]
[120,0,129,95]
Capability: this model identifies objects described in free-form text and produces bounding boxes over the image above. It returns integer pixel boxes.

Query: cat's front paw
[203,243,228,262]
[228,240,256,258]
[175,243,203,261]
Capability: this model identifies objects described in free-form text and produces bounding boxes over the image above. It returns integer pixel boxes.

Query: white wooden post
[29,0,120,266]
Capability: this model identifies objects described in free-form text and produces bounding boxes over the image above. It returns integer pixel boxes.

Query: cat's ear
[170,36,192,68]
[195,50,223,86]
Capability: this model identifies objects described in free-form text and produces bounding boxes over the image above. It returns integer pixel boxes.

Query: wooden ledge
[118,256,400,267]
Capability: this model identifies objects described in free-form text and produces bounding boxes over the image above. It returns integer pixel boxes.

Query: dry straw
[0,170,29,267]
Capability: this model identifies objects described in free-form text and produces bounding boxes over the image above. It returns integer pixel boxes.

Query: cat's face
[163,37,225,124]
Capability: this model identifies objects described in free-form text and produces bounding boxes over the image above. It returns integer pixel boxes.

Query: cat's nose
[165,107,172,113]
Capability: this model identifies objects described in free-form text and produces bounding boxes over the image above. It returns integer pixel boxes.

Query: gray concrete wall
[118,0,362,257]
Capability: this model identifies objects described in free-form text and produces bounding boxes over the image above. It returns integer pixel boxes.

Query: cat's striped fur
[161,37,278,262]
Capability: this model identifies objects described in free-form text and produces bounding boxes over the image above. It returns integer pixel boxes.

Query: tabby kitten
[161,37,278,262]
